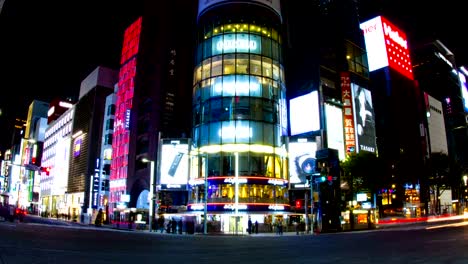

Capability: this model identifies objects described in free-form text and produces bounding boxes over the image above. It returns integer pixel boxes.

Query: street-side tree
[341,151,384,209]
[427,152,450,214]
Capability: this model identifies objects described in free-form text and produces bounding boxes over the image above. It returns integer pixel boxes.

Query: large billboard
[159,139,189,190]
[351,84,377,153]
[458,68,468,113]
[288,140,317,186]
[289,91,320,136]
[325,103,345,160]
[360,16,414,80]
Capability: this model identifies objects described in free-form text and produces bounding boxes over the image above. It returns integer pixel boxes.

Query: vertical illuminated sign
[110,16,142,205]
[341,72,356,155]
[360,16,414,80]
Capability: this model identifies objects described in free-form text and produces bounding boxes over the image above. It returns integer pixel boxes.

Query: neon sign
[217,39,257,53]
[360,16,414,80]
[224,178,248,184]
[223,204,248,210]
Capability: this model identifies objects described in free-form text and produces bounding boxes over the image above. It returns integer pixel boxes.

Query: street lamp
[142,158,156,232]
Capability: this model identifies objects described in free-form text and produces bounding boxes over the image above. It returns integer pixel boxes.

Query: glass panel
[272,61,280,81]
[249,34,262,55]
[209,122,221,145]
[250,98,263,121]
[211,76,223,97]
[212,35,223,56]
[222,75,236,96]
[202,58,211,80]
[271,41,279,62]
[203,38,212,60]
[262,57,272,78]
[194,64,202,85]
[220,120,236,144]
[262,36,272,58]
[199,79,209,102]
[251,121,264,145]
[236,75,250,96]
[223,54,235,75]
[235,120,252,144]
[236,54,249,74]
[233,97,250,119]
[200,124,209,146]
[212,55,223,76]
[249,55,262,76]
[250,76,262,97]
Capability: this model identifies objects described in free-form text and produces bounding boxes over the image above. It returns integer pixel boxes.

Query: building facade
[187,0,289,233]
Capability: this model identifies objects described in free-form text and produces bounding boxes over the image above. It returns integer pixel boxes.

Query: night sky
[0,0,465,153]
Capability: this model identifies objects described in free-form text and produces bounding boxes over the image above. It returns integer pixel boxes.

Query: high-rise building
[360,15,427,215]
[187,0,289,232]
[413,40,468,214]
[109,0,197,221]
[67,66,116,222]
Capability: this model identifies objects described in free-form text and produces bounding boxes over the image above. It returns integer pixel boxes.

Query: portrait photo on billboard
[352,84,377,153]
[288,141,317,184]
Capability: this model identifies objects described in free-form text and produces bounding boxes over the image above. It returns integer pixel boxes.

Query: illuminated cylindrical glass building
[188,0,289,232]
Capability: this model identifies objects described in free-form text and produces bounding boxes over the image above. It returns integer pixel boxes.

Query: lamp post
[142,158,155,232]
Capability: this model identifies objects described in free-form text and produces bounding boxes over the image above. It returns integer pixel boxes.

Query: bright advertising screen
[458,69,468,112]
[351,84,377,153]
[159,140,189,189]
[289,91,320,136]
[288,140,317,184]
[360,16,413,80]
[325,103,345,160]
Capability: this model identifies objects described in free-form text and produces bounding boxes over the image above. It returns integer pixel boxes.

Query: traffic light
[41,167,51,176]
[295,199,302,209]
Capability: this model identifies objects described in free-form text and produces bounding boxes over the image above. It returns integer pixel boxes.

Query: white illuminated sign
[189,178,205,185]
[268,205,285,210]
[290,91,320,135]
[216,39,257,53]
[268,179,286,185]
[223,204,248,210]
[191,204,204,210]
[224,178,248,184]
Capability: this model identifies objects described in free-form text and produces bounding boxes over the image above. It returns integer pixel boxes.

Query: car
[15,207,27,222]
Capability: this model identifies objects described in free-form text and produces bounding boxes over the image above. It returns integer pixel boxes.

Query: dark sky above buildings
[0,0,465,153]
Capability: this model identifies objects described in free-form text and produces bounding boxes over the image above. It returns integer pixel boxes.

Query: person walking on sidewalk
[157,215,165,234]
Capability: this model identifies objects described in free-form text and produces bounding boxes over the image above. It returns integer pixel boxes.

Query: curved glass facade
[190,4,289,217]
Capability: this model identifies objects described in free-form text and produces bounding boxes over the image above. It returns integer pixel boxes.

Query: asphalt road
[1,217,468,264]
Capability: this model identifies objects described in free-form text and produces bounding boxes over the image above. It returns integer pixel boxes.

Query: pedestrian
[171,218,177,234]
[279,220,283,235]
[94,208,103,227]
[178,218,183,234]
[255,220,258,234]
[247,217,252,234]
[157,215,165,233]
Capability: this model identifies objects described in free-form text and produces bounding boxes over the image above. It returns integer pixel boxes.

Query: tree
[427,152,450,214]
[341,151,384,229]
[341,152,383,199]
